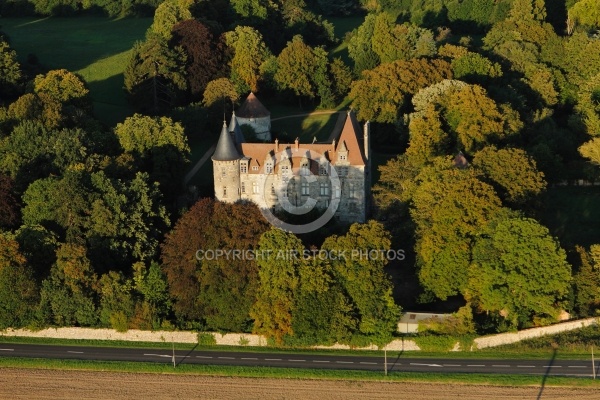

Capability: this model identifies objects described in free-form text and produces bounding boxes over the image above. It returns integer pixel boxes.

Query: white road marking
[218,357,235,359]
[517,365,535,368]
[467,364,485,367]
[0,349,14,351]
[289,359,306,362]
[443,364,461,367]
[336,361,353,364]
[543,365,562,368]
[410,363,442,367]
[67,351,84,354]
[313,360,330,363]
[360,362,377,365]
[492,365,510,367]
[568,366,587,368]
[195,356,213,359]
[265,358,282,361]
[241,357,258,360]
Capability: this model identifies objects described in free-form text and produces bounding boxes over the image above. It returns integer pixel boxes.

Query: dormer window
[281,165,290,175]
[339,154,347,161]
[252,166,259,171]
[240,164,247,174]
[266,163,273,174]
[319,164,327,176]
[300,161,310,176]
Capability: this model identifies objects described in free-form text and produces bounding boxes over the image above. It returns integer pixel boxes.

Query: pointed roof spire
[237,92,270,118]
[212,121,240,161]
[228,111,245,146]
[336,110,366,166]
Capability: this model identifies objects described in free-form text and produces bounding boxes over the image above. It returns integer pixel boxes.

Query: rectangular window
[319,165,327,176]
[339,167,348,176]
[241,182,245,193]
[221,168,226,177]
[252,166,259,171]
[240,164,247,174]
[271,184,275,194]
[334,185,341,198]
[223,187,227,197]
[320,183,329,196]
[281,165,289,175]
[301,181,309,195]
[301,163,309,176]
[349,184,356,199]
[252,182,259,194]
[266,164,273,174]
[339,154,347,161]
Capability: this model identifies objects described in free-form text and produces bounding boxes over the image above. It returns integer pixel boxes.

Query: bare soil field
[2,368,599,399]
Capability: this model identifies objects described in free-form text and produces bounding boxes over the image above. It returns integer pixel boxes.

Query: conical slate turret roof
[229,111,245,146]
[212,121,240,161]
[236,92,270,118]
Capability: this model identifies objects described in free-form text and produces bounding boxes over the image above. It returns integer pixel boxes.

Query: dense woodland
[0,0,600,346]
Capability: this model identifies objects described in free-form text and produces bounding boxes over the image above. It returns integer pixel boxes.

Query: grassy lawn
[0,16,152,126]
[328,16,364,65]
[536,186,600,250]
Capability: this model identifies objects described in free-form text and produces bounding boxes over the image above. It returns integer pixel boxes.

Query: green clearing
[536,186,600,250]
[0,357,599,387]
[0,17,152,126]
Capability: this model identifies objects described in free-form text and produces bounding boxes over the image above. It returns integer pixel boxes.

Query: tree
[250,228,304,343]
[202,78,239,108]
[274,35,319,101]
[39,243,98,327]
[347,13,380,73]
[0,121,89,191]
[0,173,19,228]
[132,261,172,329]
[322,221,400,346]
[371,14,436,63]
[573,245,600,317]
[349,58,452,123]
[171,19,228,100]
[149,0,193,40]
[0,235,38,329]
[124,36,188,112]
[290,256,356,345]
[114,114,190,195]
[410,159,504,299]
[473,146,546,204]
[579,138,600,165]
[33,69,90,109]
[576,73,600,137]
[161,198,270,331]
[409,82,522,154]
[97,270,135,331]
[569,0,600,30]
[466,216,571,328]
[225,26,272,92]
[0,38,22,100]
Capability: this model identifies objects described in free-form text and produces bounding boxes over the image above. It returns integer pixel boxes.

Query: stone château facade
[212,109,371,224]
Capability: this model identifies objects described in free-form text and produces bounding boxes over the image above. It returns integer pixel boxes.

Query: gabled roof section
[228,111,245,147]
[335,111,366,166]
[237,92,270,118]
[212,121,240,161]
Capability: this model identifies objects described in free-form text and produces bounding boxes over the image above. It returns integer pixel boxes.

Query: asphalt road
[0,343,596,377]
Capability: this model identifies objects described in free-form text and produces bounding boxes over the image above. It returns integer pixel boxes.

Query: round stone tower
[212,121,241,203]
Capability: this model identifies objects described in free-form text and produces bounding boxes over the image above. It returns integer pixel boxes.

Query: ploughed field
[2,368,600,399]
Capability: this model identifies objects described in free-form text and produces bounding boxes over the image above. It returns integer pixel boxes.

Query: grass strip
[0,356,599,388]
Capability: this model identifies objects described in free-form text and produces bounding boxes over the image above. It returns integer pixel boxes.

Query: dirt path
[271,110,342,122]
[183,143,216,186]
[2,368,599,400]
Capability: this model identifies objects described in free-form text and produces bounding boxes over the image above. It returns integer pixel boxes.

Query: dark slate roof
[212,121,240,161]
[236,92,270,118]
[228,111,245,147]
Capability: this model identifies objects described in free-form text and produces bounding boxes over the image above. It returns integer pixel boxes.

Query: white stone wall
[0,327,420,350]
[474,317,599,349]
